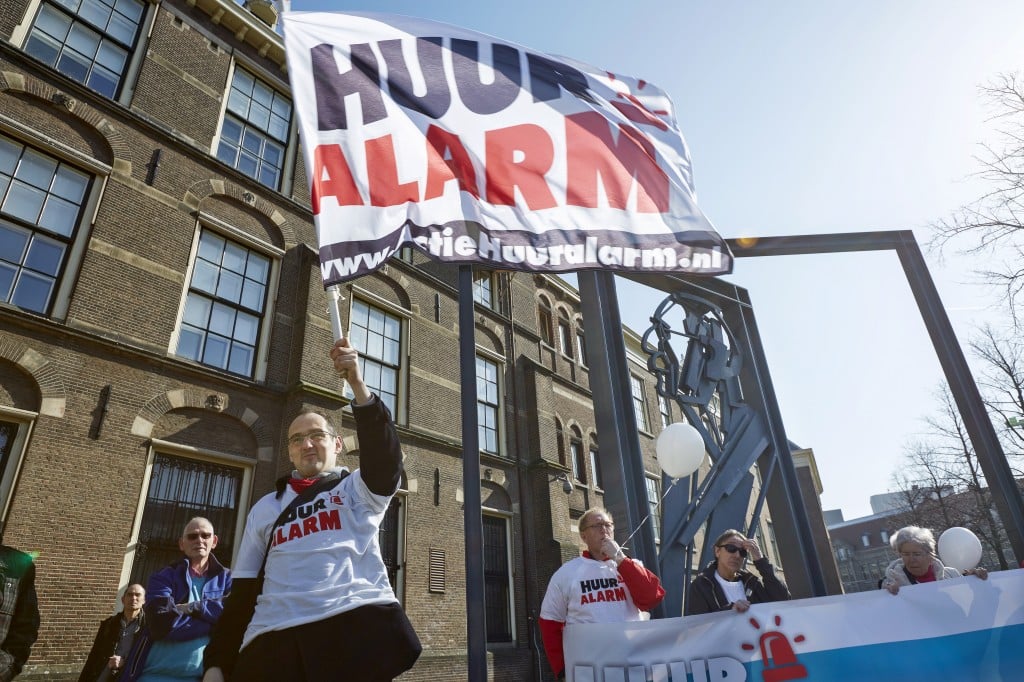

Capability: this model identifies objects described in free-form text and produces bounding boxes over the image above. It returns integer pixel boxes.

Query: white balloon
[937,527,983,571]
[655,423,706,479]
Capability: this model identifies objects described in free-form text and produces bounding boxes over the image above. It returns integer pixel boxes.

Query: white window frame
[12,0,156,105]
[0,123,110,321]
[658,395,672,428]
[476,349,505,457]
[347,288,410,422]
[168,217,282,382]
[569,432,586,484]
[557,318,573,357]
[630,374,650,432]
[472,270,495,310]
[212,59,298,194]
[0,407,37,530]
[119,440,254,589]
[644,474,662,543]
[588,441,602,490]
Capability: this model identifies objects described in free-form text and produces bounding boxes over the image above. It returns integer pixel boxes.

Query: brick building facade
[0,1,784,679]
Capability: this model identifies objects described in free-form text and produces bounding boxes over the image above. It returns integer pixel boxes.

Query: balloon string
[619,478,678,551]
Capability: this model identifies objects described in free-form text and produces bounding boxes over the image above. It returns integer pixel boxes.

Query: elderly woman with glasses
[685,529,791,616]
[881,526,988,595]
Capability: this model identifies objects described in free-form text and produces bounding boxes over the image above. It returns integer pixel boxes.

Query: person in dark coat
[0,544,39,681]
[685,529,790,615]
[78,585,145,682]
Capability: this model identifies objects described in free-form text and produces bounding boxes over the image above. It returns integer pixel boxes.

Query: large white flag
[283,12,731,286]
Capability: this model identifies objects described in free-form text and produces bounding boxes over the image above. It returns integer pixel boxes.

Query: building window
[538,299,553,346]
[0,411,33,528]
[767,520,782,566]
[0,135,91,315]
[576,328,588,366]
[128,452,248,586]
[861,533,870,547]
[472,271,494,309]
[24,0,147,99]
[630,375,649,432]
[378,494,406,602]
[216,67,292,190]
[483,514,513,643]
[476,356,500,455]
[589,439,602,489]
[175,230,271,378]
[349,299,403,417]
[659,395,673,428]
[570,427,586,484]
[557,316,572,357]
[589,438,602,485]
[880,530,890,544]
[645,475,661,542]
[555,419,566,466]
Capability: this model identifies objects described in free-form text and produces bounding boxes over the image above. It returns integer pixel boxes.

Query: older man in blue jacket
[123,518,231,682]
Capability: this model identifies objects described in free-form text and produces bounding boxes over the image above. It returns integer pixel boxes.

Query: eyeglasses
[288,430,336,447]
[584,522,614,531]
[900,551,929,559]
[185,532,213,541]
[718,543,748,558]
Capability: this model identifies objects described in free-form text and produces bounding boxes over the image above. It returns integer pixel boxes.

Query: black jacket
[78,611,145,682]
[0,545,39,682]
[685,557,791,616]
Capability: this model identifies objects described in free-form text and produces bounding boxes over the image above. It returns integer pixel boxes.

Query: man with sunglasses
[122,518,231,681]
[202,337,420,681]
[685,529,790,616]
[539,507,665,680]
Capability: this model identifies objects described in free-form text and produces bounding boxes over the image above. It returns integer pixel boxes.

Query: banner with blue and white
[563,570,1023,681]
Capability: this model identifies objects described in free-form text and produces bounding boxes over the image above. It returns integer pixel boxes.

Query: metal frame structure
[459,230,1024,678]
[579,230,1024,614]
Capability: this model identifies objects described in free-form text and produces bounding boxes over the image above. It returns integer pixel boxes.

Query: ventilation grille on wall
[428,547,446,593]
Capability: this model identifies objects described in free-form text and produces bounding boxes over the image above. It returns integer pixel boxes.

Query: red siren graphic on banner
[741,614,808,682]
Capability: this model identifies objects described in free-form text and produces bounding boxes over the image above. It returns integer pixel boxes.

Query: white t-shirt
[539,555,644,625]
[231,468,396,649]
[714,571,748,604]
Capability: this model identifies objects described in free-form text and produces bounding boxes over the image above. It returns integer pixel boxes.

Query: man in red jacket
[539,507,665,679]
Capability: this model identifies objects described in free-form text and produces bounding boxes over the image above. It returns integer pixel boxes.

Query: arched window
[570,426,586,484]
[557,311,573,357]
[555,419,566,466]
[538,297,554,346]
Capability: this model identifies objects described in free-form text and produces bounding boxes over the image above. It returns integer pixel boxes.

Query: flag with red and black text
[282,12,731,286]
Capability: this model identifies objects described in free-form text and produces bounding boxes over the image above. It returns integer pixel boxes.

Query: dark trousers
[232,603,421,681]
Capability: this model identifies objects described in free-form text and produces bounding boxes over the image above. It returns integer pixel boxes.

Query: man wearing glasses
[684,529,790,616]
[539,507,665,680]
[202,338,420,681]
[122,518,231,681]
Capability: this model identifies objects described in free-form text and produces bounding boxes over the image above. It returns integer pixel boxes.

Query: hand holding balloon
[937,527,983,572]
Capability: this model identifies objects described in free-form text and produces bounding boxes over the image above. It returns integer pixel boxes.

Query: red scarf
[288,477,319,493]
[914,565,937,583]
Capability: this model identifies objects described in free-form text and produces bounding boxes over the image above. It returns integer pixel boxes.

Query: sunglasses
[185,532,213,541]
[718,543,748,558]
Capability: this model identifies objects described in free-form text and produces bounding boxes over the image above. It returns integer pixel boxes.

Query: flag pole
[326,285,345,341]
[327,285,348,387]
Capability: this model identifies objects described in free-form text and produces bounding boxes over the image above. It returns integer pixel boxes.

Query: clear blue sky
[288,0,1024,519]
